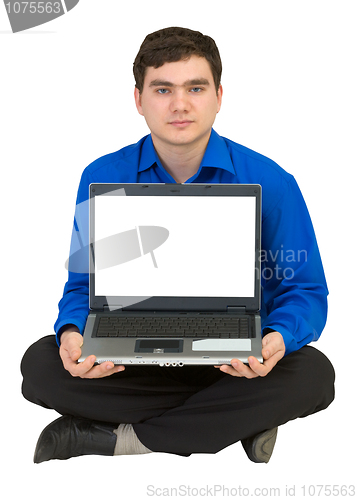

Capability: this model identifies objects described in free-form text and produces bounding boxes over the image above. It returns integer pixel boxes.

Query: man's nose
[170,90,191,113]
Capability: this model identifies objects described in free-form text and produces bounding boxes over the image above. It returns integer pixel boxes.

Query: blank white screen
[94,195,256,298]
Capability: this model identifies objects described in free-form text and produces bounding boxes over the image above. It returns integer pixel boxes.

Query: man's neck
[151,133,210,183]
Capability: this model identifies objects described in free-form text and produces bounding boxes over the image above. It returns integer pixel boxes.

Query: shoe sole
[251,427,278,463]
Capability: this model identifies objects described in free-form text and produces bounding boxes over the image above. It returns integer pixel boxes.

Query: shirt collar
[138,129,235,176]
[200,129,235,174]
[138,134,158,173]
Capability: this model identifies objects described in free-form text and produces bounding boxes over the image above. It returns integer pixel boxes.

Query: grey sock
[113,424,152,455]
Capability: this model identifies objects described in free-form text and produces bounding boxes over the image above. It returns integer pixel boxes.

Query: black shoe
[241,427,278,463]
[34,415,118,463]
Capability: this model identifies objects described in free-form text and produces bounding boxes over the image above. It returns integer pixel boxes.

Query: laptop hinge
[227,306,246,314]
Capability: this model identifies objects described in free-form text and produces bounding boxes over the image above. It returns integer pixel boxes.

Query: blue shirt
[55,129,328,356]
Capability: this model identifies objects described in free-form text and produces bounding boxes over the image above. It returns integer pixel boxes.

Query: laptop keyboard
[94,316,251,339]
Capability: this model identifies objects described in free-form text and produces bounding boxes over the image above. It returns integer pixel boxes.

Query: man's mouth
[169,120,194,128]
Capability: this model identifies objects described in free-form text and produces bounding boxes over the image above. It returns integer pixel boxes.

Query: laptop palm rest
[192,339,252,351]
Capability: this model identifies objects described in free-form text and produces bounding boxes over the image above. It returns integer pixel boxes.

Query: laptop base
[79,312,263,366]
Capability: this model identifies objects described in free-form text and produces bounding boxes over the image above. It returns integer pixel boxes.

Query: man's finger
[220,359,259,379]
[67,347,80,362]
[80,362,124,379]
[61,334,83,362]
[247,356,271,377]
[249,350,284,377]
[219,364,244,378]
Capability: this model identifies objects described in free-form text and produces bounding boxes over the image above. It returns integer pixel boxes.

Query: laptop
[78,183,263,366]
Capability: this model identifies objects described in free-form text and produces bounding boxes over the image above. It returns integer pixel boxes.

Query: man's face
[134,56,222,151]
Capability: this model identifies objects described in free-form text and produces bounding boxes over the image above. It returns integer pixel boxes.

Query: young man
[21,27,335,464]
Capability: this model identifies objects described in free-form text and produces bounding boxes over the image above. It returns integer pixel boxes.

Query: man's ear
[134,87,144,116]
[217,84,223,114]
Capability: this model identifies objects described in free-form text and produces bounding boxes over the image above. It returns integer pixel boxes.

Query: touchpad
[192,339,252,351]
[135,339,183,353]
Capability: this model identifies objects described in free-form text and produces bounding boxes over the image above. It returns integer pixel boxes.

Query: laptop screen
[93,191,257,300]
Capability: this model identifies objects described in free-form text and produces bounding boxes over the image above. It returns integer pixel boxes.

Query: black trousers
[21,335,335,455]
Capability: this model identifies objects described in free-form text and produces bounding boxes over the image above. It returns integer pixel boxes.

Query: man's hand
[215,331,285,378]
[59,328,125,379]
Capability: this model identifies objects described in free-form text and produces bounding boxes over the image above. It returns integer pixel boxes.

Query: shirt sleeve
[260,175,328,356]
[54,168,94,346]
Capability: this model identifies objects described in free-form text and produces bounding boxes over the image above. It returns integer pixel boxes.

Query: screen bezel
[89,183,261,313]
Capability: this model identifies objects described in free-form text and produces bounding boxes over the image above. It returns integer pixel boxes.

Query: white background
[1,1,356,497]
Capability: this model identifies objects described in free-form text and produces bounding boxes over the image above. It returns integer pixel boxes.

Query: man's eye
[190,87,203,93]
[157,89,170,94]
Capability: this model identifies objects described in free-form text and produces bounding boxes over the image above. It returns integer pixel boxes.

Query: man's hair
[133,27,222,94]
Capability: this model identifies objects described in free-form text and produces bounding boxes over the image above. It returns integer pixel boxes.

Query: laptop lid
[88,183,261,313]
